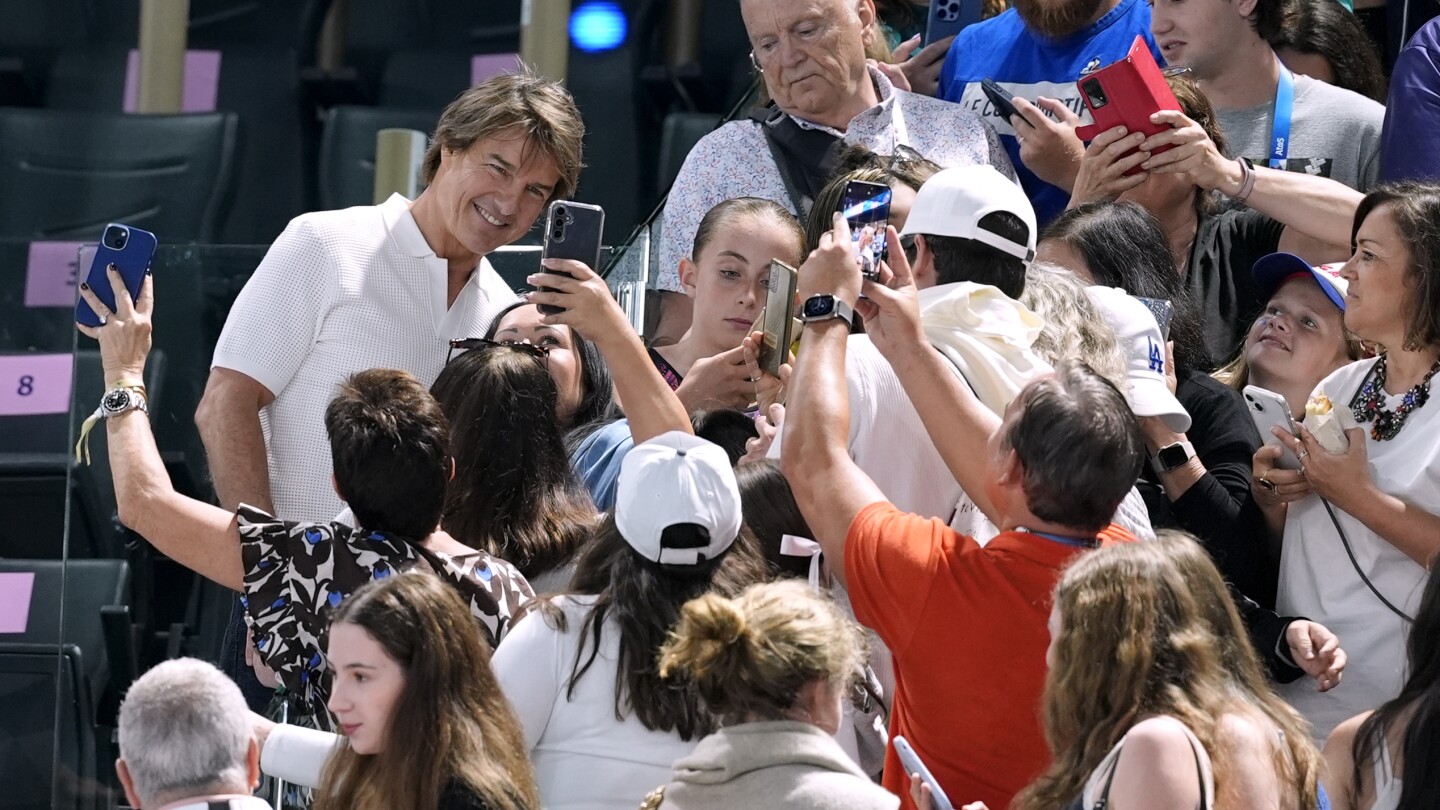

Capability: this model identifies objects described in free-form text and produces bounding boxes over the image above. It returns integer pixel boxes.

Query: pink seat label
[24,241,86,308]
[472,53,521,86]
[0,354,74,416]
[123,49,222,113]
[0,572,36,634]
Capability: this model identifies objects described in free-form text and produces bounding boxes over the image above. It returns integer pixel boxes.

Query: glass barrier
[0,238,84,809]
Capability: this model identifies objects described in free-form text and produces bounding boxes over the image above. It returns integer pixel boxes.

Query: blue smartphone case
[75,224,157,328]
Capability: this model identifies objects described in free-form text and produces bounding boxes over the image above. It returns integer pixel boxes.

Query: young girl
[316,572,539,810]
[651,197,805,412]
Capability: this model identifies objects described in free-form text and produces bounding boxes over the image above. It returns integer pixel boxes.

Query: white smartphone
[893,736,954,810]
[1243,385,1303,470]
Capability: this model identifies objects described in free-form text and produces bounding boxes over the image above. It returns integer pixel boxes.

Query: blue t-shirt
[937,0,1160,224]
[1380,16,1440,183]
[570,418,634,511]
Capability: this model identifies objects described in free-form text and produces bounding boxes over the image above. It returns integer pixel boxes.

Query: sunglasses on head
[446,338,550,366]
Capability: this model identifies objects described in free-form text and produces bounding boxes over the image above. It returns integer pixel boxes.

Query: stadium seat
[656,111,721,196]
[319,105,437,210]
[0,108,238,242]
[0,557,134,810]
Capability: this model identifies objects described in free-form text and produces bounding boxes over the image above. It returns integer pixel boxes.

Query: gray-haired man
[116,658,270,810]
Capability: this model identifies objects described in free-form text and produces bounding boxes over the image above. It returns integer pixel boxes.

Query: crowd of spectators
[76,0,1440,808]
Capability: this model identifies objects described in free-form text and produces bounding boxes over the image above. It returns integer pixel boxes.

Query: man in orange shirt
[780,213,1143,810]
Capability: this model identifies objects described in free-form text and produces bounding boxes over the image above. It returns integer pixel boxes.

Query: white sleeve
[260,724,341,788]
[492,606,569,751]
[211,216,336,396]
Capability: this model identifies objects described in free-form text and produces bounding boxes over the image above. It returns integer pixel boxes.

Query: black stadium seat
[0,108,238,242]
[319,105,438,211]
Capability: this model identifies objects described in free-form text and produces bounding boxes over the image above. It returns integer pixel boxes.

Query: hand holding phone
[1072,36,1181,176]
[758,260,798,379]
[538,201,605,316]
[1244,385,1303,470]
[75,224,157,328]
[981,79,1020,123]
[894,737,954,810]
[840,181,891,281]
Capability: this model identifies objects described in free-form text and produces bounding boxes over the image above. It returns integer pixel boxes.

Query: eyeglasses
[446,338,549,366]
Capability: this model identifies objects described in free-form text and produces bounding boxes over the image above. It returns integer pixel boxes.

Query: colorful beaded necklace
[1350,353,1440,441]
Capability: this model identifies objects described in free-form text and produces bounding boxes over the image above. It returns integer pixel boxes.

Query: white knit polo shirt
[212,194,518,521]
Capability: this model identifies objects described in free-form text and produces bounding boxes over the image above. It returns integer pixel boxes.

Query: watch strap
[74,386,148,465]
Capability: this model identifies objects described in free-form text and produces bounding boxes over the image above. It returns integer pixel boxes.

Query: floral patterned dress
[236,504,534,727]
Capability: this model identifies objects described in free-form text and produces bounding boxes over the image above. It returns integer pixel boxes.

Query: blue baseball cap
[1252,253,1348,311]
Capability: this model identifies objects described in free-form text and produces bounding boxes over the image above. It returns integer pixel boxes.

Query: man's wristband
[1233,157,1257,206]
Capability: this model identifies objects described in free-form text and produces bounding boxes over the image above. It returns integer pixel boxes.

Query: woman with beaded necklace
[1252,182,1440,742]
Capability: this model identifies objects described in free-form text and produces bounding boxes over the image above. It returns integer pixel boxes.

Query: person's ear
[995,447,1024,488]
[857,0,877,29]
[1235,0,1260,19]
[449,456,457,482]
[331,473,343,501]
[117,758,143,810]
[913,235,936,287]
[246,737,262,790]
[679,257,700,298]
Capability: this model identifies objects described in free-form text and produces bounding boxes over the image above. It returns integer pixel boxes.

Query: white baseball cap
[1085,286,1192,434]
[615,431,743,568]
[899,165,1037,265]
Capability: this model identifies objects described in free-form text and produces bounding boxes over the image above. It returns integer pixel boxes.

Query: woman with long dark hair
[1324,570,1440,810]
[430,345,598,591]
[1038,200,1270,594]
[490,432,766,810]
[1269,0,1388,103]
[314,572,538,810]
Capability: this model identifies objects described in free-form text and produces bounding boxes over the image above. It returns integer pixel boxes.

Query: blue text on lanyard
[1270,67,1295,169]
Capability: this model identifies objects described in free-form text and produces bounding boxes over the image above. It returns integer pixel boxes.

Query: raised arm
[1138,110,1361,262]
[528,258,691,443]
[779,216,887,587]
[78,270,244,591]
[855,227,1004,526]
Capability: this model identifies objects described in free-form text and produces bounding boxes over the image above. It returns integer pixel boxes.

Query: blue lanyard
[1269,66,1295,169]
[1023,530,1099,549]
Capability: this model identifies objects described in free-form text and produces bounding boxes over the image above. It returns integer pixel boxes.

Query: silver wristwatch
[98,387,148,418]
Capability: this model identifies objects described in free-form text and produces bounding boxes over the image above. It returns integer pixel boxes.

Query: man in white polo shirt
[194,72,585,705]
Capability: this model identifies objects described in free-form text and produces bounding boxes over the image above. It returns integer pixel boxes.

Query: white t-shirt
[492,595,698,810]
[1278,357,1434,739]
[212,194,518,521]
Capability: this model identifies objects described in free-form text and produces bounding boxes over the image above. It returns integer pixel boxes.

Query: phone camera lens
[1081,79,1108,109]
[103,226,128,250]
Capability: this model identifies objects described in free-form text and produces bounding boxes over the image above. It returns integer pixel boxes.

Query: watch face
[1157,443,1189,468]
[802,295,835,319]
[102,389,131,412]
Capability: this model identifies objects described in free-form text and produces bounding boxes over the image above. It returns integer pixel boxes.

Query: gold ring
[1259,473,1276,493]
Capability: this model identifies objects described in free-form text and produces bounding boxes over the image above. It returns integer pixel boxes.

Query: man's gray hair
[118,658,254,807]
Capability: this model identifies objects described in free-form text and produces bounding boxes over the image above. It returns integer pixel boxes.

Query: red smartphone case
[1073,36,1181,175]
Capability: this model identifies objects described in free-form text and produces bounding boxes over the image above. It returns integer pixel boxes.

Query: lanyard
[1269,65,1295,169]
[1022,529,1099,549]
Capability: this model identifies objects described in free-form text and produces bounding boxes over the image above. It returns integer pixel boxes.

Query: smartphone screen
[840,181,891,280]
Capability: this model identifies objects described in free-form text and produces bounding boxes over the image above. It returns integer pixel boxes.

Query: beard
[1013,0,1107,39]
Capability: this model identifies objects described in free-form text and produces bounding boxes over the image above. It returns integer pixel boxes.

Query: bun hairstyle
[658,580,863,724]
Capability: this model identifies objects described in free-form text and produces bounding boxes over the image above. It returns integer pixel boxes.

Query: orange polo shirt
[844,502,1135,810]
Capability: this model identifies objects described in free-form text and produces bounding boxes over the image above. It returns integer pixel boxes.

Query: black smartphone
[758,260,798,379]
[925,0,980,47]
[75,223,157,328]
[981,78,1020,124]
[840,180,891,281]
[538,201,604,316]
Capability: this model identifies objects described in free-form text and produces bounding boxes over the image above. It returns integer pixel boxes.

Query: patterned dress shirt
[653,65,1015,291]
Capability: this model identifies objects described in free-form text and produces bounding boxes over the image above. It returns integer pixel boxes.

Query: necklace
[1350,353,1440,441]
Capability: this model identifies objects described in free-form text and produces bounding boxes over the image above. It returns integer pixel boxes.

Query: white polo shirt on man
[212,193,518,522]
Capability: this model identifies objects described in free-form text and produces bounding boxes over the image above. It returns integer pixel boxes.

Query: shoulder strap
[1094,723,1213,810]
[1093,742,1123,809]
[746,103,843,219]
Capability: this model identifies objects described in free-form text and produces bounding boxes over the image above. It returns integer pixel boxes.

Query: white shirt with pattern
[653,66,1015,292]
[212,194,518,522]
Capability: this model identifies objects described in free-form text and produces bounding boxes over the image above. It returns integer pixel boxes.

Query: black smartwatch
[1151,440,1195,474]
[799,293,855,326]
